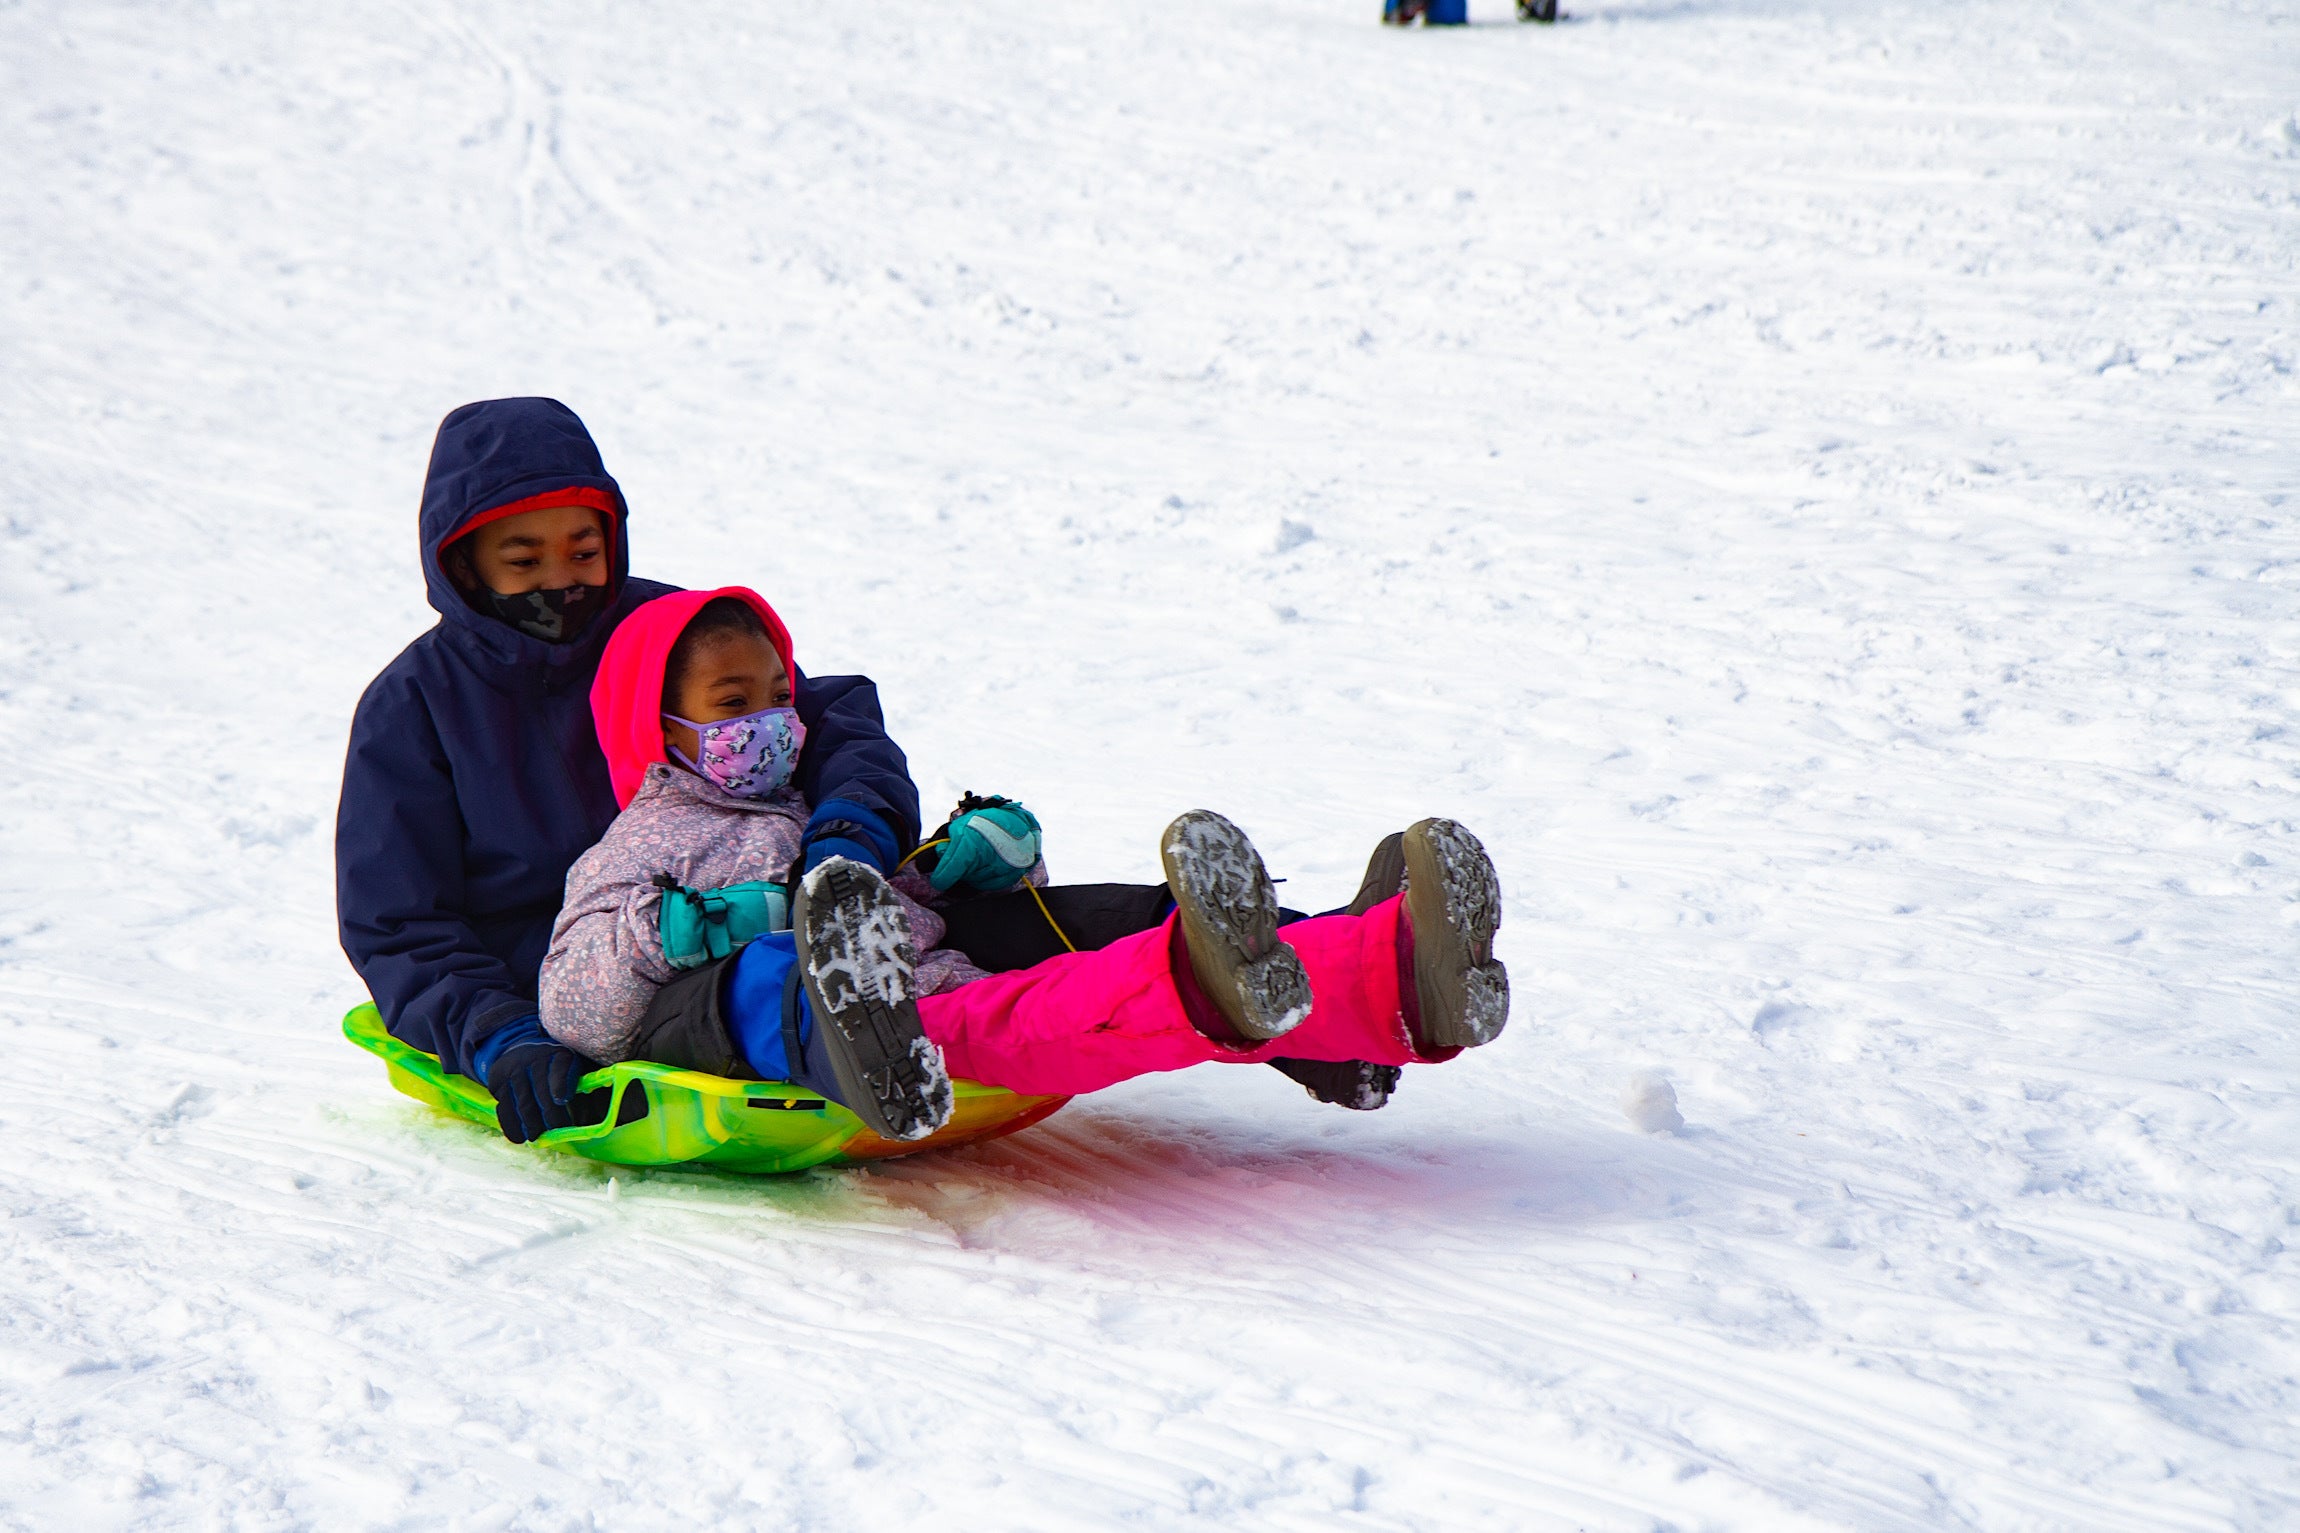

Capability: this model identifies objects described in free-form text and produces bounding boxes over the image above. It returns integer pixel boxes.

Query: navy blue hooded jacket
[336,398,920,1079]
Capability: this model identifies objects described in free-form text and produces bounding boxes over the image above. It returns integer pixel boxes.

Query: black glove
[482,1020,607,1144]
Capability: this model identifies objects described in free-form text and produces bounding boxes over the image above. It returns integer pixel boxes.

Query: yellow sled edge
[341,1002,1064,1174]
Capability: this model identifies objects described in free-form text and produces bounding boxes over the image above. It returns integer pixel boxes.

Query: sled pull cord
[900,838,1078,954]
[1027,883,1078,953]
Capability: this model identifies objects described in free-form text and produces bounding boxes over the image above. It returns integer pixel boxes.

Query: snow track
[4,0,2297,1526]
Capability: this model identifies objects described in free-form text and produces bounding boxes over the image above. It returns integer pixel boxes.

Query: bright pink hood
[591,587,796,809]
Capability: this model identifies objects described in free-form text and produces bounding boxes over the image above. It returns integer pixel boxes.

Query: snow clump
[1622,1072,1686,1135]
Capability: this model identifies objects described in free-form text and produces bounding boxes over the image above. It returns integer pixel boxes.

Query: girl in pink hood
[540,588,1510,1143]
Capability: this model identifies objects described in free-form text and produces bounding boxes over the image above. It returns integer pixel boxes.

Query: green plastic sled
[342,1003,1068,1174]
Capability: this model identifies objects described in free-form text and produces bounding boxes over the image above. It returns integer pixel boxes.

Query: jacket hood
[592,587,797,809]
[418,397,631,660]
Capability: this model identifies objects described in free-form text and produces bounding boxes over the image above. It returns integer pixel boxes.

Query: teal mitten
[928,795,1043,893]
[654,877,790,969]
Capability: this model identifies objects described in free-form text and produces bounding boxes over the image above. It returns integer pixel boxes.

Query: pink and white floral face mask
[664,706,806,799]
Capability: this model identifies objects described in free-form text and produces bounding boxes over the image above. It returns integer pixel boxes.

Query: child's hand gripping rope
[925,793,1043,894]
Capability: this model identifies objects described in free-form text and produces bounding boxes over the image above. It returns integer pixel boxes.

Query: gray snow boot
[1399,818,1510,1050]
[1159,811,1314,1044]
[793,857,954,1141]
[1346,831,1408,918]
[1267,831,1410,1108]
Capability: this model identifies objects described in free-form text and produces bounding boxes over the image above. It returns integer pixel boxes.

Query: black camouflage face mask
[479,582,606,643]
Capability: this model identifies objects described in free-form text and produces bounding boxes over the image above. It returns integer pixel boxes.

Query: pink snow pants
[919,895,1448,1098]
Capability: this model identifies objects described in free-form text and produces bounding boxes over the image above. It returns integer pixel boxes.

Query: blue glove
[477,1015,605,1144]
[928,795,1042,893]
[800,798,900,875]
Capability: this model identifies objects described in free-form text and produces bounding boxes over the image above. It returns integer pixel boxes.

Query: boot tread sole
[799,860,954,1141]
[1402,818,1511,1050]
[1159,811,1312,1043]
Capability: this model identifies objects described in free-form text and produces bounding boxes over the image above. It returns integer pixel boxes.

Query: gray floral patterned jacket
[538,762,987,1063]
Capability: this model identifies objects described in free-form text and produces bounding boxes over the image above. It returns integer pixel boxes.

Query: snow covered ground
[4,0,2297,1525]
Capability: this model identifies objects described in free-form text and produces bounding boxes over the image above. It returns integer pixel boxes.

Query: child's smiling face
[661,629,793,769]
[449,504,608,594]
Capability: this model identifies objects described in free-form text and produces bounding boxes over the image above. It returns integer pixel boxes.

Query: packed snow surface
[4,0,2298,1527]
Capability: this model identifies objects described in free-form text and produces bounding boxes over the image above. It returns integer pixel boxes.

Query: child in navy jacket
[334,398,924,1141]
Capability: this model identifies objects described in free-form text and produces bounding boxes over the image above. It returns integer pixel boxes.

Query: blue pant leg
[725,934,802,1080]
[722,934,858,1111]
